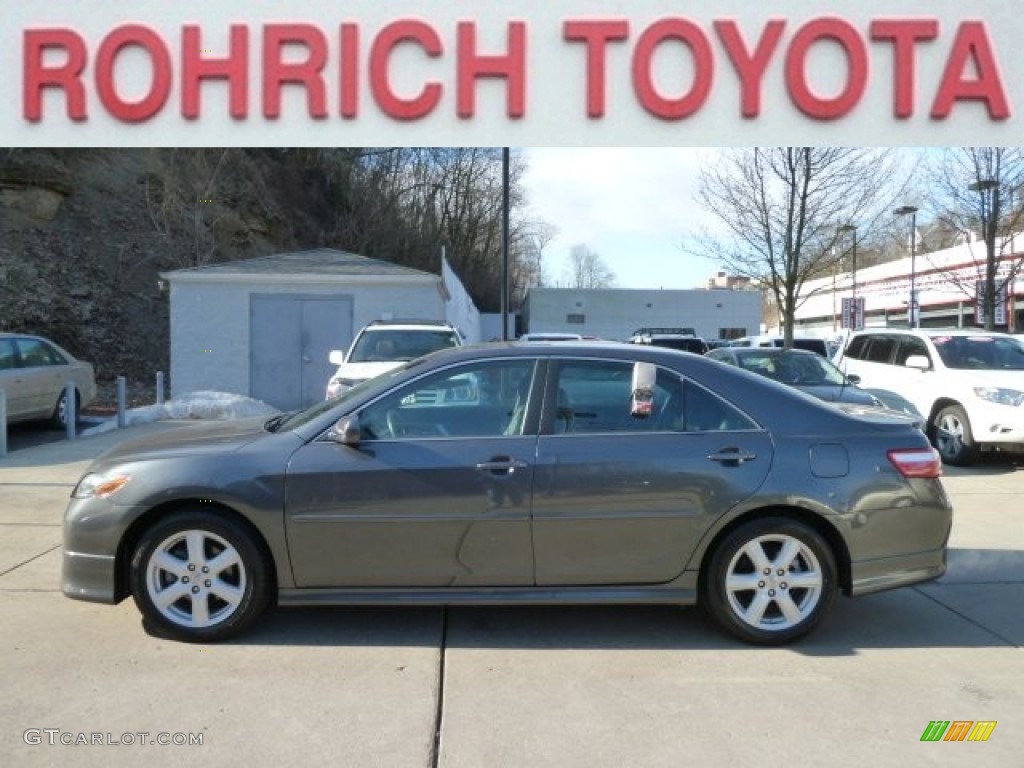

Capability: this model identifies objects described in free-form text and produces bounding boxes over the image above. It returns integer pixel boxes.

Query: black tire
[931,404,978,466]
[130,509,273,642]
[702,517,837,646]
[51,388,79,429]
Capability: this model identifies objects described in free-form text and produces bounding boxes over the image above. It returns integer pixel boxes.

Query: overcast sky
[520,147,727,290]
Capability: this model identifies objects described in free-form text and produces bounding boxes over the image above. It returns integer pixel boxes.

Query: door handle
[707,447,757,465]
[475,457,529,475]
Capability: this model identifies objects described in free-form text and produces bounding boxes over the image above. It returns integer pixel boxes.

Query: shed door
[250,294,353,410]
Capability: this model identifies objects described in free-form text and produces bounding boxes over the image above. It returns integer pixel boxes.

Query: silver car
[0,332,96,426]
[63,342,951,645]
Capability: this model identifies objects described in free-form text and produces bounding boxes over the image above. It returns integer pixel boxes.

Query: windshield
[348,329,460,363]
[737,352,847,386]
[932,335,1024,370]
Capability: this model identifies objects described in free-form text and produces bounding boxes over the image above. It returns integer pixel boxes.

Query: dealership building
[793,236,1024,335]
[521,286,761,342]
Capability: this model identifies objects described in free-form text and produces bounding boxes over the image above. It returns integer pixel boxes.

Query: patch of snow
[81,391,280,436]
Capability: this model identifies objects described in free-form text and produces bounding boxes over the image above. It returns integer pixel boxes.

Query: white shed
[161,248,473,410]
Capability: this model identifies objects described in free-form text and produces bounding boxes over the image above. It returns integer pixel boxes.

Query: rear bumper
[849,547,946,596]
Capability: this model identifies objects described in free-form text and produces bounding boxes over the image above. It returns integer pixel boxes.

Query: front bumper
[63,550,117,604]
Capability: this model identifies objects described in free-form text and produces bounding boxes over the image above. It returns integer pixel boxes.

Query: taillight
[887,448,943,478]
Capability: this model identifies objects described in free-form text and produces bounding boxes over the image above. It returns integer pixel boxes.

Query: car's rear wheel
[130,510,273,642]
[52,388,79,429]
[931,404,978,466]
[702,517,837,645]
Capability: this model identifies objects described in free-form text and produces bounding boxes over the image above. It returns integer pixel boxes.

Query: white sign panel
[2,1,1022,146]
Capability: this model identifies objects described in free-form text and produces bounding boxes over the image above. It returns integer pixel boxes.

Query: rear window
[350,329,460,362]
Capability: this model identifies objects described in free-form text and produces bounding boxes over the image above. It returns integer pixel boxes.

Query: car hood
[94,417,273,465]
[946,368,1024,388]
[333,361,403,382]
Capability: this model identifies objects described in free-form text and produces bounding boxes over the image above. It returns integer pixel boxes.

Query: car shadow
[196,546,1022,655]
[942,451,1024,476]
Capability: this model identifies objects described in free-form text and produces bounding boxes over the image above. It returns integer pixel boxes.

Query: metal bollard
[0,389,7,458]
[65,381,77,441]
[156,371,165,405]
[117,376,127,429]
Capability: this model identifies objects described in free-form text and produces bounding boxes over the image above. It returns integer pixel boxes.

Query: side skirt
[278,586,699,607]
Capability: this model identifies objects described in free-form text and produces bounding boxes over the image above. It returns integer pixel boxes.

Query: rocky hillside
[1,149,367,381]
[2,148,535,387]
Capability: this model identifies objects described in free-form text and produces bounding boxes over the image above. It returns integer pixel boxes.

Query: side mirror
[329,350,346,365]
[904,355,930,371]
[630,362,657,418]
[327,415,361,446]
[847,373,862,385]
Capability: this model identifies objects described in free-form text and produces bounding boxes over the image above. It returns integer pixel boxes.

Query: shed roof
[162,248,437,283]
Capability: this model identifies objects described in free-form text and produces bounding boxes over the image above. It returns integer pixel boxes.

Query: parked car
[630,332,709,355]
[833,328,1024,465]
[64,341,951,646]
[706,347,883,407]
[729,335,829,357]
[519,332,584,341]
[0,332,96,427]
[325,320,462,398]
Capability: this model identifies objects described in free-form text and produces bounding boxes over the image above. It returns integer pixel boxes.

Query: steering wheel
[385,410,450,437]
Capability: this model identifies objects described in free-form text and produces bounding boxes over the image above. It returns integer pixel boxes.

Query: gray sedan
[63,342,951,646]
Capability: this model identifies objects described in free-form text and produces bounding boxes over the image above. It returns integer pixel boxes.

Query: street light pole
[839,223,858,328]
[894,205,919,327]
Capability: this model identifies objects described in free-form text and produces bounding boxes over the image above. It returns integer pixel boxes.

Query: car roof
[851,328,1014,337]
[718,347,818,357]
[361,322,457,332]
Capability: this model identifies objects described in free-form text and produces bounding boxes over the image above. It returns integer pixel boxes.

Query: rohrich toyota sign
[3,0,1021,146]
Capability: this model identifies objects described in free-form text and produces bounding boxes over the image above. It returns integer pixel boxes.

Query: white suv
[834,329,1024,465]
[325,320,462,399]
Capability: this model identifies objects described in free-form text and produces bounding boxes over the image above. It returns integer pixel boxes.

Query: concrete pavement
[1,422,1021,767]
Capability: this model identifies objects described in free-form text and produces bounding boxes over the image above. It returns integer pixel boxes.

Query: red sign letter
[263,24,328,119]
[457,22,527,118]
[563,20,629,118]
[716,20,785,118]
[96,25,173,123]
[632,19,713,120]
[23,28,88,122]
[340,23,359,119]
[871,20,938,119]
[786,18,867,120]
[369,20,443,121]
[182,25,249,120]
[931,21,1010,120]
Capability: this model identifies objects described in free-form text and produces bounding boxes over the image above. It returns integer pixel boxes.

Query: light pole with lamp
[838,223,858,328]
[968,179,1000,330]
[894,205,919,327]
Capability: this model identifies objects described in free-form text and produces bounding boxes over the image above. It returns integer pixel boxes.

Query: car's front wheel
[702,517,837,645]
[931,404,978,466]
[130,510,273,642]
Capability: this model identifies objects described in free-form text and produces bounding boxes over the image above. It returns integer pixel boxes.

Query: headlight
[974,387,1024,407]
[72,472,131,499]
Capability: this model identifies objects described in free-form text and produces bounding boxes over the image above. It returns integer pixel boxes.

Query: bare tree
[925,147,1024,330]
[692,148,909,345]
[565,244,616,289]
